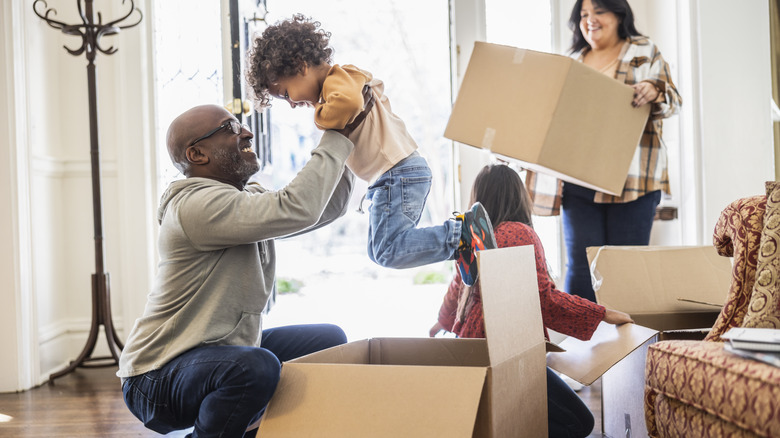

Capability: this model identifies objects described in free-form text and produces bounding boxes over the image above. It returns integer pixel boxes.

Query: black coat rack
[33,0,142,383]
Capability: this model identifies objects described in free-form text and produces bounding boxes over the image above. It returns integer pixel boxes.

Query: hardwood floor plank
[0,367,188,437]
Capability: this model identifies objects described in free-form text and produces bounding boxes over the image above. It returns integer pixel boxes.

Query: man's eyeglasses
[190,120,250,146]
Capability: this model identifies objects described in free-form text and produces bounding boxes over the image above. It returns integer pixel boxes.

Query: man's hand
[335,85,374,137]
[603,308,634,325]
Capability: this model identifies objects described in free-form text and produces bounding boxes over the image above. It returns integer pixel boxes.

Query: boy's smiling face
[269,65,322,109]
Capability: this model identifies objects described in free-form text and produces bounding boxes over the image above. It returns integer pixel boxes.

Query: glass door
[257,1,455,340]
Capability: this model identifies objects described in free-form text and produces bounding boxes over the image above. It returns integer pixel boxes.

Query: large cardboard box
[586,246,731,437]
[258,246,548,437]
[588,245,730,330]
[545,245,730,387]
[444,41,650,195]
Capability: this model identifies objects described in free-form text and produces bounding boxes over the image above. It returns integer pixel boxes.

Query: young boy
[246,14,495,285]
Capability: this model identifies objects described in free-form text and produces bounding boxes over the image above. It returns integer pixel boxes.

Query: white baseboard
[38,317,124,386]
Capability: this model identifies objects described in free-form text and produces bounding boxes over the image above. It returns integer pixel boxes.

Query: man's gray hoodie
[118,131,354,378]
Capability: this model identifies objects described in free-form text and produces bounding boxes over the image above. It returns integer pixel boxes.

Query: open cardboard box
[545,245,730,386]
[553,245,732,437]
[258,246,548,437]
[588,245,730,330]
[444,41,650,196]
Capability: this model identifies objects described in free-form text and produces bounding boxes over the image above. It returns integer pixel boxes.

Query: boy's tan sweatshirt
[315,64,418,183]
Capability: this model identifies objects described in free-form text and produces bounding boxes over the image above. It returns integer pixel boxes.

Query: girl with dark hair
[527,0,682,302]
[431,163,634,437]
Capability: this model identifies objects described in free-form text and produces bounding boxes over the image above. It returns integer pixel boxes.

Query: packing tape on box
[513,49,526,64]
[481,127,496,151]
[589,247,604,292]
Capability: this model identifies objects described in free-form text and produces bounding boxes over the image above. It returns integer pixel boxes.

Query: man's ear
[185,145,209,166]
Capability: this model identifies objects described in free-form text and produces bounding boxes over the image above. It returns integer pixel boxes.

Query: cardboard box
[587,245,731,437]
[258,246,548,438]
[588,245,730,331]
[546,321,658,386]
[444,41,650,195]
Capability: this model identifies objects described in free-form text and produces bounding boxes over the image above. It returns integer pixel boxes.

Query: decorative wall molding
[38,316,125,385]
[38,316,125,346]
[31,155,118,179]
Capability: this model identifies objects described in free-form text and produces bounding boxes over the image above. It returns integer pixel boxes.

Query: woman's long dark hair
[568,0,643,54]
[471,164,534,229]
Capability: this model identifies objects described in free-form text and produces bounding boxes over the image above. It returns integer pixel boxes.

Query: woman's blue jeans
[366,152,459,269]
[122,324,347,437]
[561,183,662,302]
[547,368,594,437]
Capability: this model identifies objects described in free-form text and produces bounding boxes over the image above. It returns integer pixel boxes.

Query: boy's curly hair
[246,14,333,109]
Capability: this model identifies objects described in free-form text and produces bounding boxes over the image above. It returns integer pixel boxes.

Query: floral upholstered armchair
[644,182,780,437]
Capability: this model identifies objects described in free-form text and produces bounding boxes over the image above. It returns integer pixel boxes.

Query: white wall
[0,0,156,391]
[452,0,491,210]
[0,0,35,392]
[623,0,773,245]
[695,0,774,240]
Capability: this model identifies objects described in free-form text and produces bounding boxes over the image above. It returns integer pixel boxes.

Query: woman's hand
[631,81,660,107]
[429,321,445,337]
[603,308,634,325]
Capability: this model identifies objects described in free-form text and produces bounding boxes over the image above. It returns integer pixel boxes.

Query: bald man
[118,104,361,437]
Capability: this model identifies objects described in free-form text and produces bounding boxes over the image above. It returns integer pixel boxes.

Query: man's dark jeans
[122,324,347,437]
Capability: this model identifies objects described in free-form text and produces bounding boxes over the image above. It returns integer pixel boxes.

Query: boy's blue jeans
[121,324,347,438]
[366,152,460,269]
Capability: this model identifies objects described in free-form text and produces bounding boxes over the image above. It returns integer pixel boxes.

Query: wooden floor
[580,378,604,437]
[0,367,605,437]
[0,367,189,437]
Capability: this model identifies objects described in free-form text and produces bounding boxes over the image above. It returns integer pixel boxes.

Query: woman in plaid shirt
[527,0,682,303]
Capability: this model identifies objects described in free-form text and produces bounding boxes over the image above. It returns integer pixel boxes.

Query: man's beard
[213,148,260,183]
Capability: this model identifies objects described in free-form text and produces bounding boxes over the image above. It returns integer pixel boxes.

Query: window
[152,0,225,193]
[251,1,455,339]
[148,1,557,340]
[483,0,563,281]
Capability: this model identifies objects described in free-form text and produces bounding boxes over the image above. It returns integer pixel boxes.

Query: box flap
[499,159,624,195]
[259,363,487,438]
[632,312,719,332]
[483,343,549,437]
[546,341,565,353]
[588,246,731,314]
[368,337,490,367]
[478,245,545,365]
[546,322,658,385]
[291,339,370,364]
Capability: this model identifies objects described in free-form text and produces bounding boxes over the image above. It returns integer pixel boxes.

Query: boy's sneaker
[454,202,497,286]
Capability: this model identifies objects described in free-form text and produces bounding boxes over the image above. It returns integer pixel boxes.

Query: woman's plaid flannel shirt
[526,36,682,216]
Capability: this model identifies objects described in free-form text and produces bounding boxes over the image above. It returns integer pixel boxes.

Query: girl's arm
[433,271,462,336]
